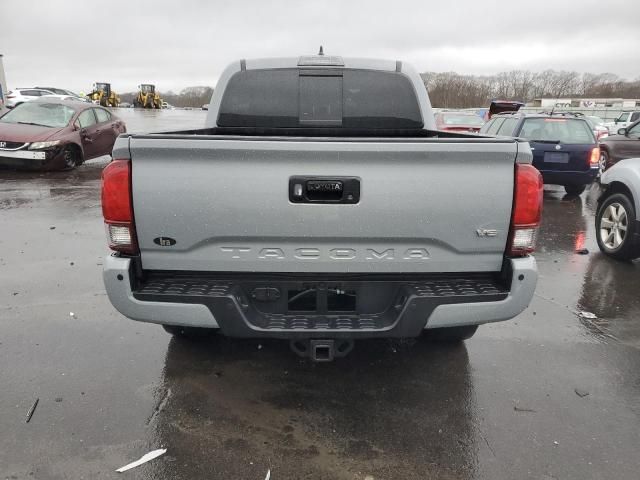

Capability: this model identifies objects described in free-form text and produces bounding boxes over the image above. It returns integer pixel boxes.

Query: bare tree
[421,69,640,108]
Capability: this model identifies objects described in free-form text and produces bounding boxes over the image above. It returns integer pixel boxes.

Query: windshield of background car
[0,102,76,128]
[588,116,604,125]
[46,88,69,95]
[440,113,485,126]
[628,122,640,136]
[518,118,595,144]
[218,68,423,129]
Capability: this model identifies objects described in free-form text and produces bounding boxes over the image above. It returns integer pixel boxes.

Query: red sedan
[434,111,485,133]
[0,98,126,171]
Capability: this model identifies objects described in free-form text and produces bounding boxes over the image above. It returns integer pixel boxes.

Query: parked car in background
[434,111,485,133]
[584,115,609,140]
[596,157,640,260]
[481,112,599,195]
[603,111,640,133]
[4,88,59,108]
[484,100,524,120]
[35,87,90,102]
[599,120,640,170]
[5,89,87,107]
[0,98,126,171]
[42,94,88,103]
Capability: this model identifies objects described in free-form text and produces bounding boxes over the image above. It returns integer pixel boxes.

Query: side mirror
[618,128,627,135]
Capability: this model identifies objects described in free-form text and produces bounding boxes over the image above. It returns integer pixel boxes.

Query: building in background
[529,97,640,109]
[0,54,7,107]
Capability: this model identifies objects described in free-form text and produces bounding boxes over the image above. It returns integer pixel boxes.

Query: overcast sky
[2,0,638,93]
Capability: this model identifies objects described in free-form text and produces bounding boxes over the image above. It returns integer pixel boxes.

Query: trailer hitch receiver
[290,339,354,362]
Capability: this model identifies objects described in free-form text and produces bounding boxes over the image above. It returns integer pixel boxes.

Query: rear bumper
[539,167,599,186]
[103,255,537,337]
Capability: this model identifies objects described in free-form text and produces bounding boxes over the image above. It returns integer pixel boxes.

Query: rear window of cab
[217,68,423,129]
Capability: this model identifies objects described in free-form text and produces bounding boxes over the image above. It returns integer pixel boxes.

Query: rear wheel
[423,325,478,343]
[596,193,639,260]
[162,324,218,338]
[564,184,586,196]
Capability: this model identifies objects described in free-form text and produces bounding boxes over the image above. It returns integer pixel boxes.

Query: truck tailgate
[129,136,521,273]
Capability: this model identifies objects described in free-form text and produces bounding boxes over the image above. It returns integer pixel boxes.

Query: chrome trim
[0,142,29,151]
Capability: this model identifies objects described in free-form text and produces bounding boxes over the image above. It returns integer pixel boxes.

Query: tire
[596,192,639,260]
[61,145,81,170]
[564,184,586,196]
[423,325,478,343]
[162,324,217,338]
[600,149,611,172]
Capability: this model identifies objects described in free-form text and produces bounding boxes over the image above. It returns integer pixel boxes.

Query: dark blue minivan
[481,112,600,195]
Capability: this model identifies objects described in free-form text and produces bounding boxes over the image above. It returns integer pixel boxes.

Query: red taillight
[590,147,600,166]
[508,164,543,256]
[101,159,138,255]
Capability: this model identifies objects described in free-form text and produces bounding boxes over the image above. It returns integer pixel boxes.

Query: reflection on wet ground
[1,112,639,479]
[153,338,477,479]
[536,185,640,346]
[578,254,640,343]
[0,159,107,209]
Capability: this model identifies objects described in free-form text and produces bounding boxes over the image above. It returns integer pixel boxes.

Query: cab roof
[242,56,401,72]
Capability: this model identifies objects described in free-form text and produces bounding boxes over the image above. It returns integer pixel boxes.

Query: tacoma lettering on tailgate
[219,247,430,261]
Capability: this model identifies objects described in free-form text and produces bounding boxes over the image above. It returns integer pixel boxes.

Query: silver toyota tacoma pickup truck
[102,54,542,361]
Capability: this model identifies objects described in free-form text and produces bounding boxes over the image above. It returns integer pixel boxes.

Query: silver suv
[5,88,58,108]
[4,87,88,108]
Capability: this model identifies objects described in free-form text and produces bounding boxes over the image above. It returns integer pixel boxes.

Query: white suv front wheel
[596,193,639,260]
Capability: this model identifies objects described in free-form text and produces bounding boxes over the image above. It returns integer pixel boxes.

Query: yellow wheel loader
[133,84,162,109]
[86,83,120,107]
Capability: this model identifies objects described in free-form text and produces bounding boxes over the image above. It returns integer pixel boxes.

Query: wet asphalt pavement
[1,110,639,479]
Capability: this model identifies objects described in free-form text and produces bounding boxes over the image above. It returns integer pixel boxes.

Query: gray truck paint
[129,136,524,273]
[104,56,538,335]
